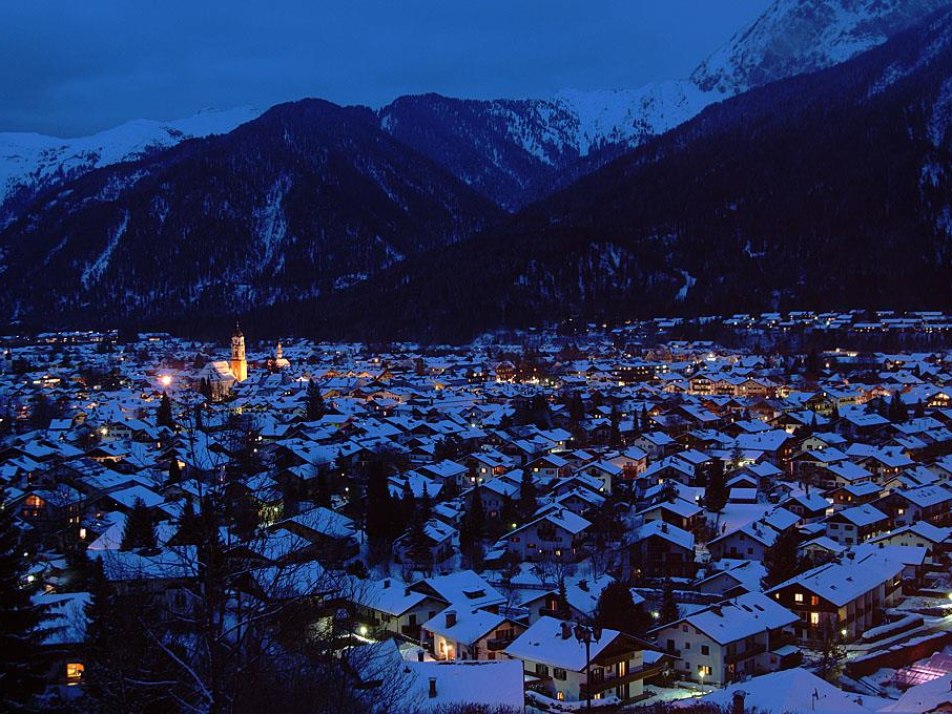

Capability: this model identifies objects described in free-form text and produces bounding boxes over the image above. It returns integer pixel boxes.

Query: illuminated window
[66,662,84,685]
[811,596,819,606]
[810,612,820,626]
[556,692,565,701]
[794,593,804,603]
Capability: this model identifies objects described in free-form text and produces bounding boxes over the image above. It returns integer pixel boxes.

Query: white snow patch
[81,211,129,288]
[675,269,696,302]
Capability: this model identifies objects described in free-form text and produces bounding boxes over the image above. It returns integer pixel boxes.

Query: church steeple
[230,322,247,382]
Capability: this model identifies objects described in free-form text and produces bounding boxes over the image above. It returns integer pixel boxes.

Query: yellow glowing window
[556,692,565,701]
[794,593,804,603]
[810,612,820,626]
[66,662,84,685]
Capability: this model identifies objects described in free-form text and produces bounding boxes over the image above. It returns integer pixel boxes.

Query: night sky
[2,0,771,137]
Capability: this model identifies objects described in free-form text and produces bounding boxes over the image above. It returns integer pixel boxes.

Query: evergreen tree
[518,468,537,521]
[568,392,585,426]
[365,456,398,557]
[763,528,802,588]
[29,393,52,430]
[595,582,651,636]
[704,458,728,513]
[167,457,182,484]
[554,577,572,620]
[419,483,432,523]
[315,473,332,508]
[199,377,212,400]
[818,620,847,680]
[0,488,56,709]
[640,405,651,433]
[914,399,925,418]
[459,484,487,568]
[888,392,907,422]
[157,391,174,429]
[609,403,622,447]
[659,576,680,624]
[121,497,157,551]
[305,378,325,421]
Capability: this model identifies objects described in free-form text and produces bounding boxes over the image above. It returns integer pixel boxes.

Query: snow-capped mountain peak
[0,106,260,227]
[691,0,952,94]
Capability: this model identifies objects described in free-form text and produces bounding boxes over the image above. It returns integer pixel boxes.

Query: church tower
[230,322,248,382]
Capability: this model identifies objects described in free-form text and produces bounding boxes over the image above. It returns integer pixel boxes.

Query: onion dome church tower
[230,322,248,382]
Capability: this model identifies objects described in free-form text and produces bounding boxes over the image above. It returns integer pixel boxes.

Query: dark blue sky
[2,1,771,137]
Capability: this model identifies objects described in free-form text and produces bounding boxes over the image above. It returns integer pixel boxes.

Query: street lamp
[574,623,602,712]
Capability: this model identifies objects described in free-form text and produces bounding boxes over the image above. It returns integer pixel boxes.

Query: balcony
[401,624,421,639]
[725,642,766,664]
[486,637,514,652]
[538,606,559,617]
[579,667,652,697]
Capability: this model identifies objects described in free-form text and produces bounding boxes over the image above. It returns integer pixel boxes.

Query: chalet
[393,519,456,568]
[408,571,505,615]
[708,521,779,562]
[782,491,829,523]
[525,454,571,481]
[868,523,951,567]
[520,575,616,626]
[824,504,889,545]
[500,508,591,563]
[605,446,649,479]
[885,485,952,528]
[631,432,677,459]
[505,617,653,703]
[626,520,696,579]
[637,498,704,535]
[694,559,767,601]
[424,607,526,661]
[650,592,800,686]
[828,481,881,507]
[815,461,873,490]
[270,506,358,564]
[767,550,906,642]
[350,577,446,640]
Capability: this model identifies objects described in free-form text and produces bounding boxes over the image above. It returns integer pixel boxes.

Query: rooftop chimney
[417,649,425,662]
[560,622,572,640]
[383,579,391,589]
[445,610,457,628]
[578,579,589,592]
[428,677,438,698]
[732,691,746,714]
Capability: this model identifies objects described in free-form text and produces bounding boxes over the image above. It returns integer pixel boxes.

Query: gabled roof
[504,616,640,672]
[766,551,906,606]
[659,592,798,646]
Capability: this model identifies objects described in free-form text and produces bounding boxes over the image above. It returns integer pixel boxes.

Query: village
[3,313,952,713]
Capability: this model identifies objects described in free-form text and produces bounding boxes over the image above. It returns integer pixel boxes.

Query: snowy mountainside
[279,5,952,342]
[691,0,952,94]
[0,106,260,227]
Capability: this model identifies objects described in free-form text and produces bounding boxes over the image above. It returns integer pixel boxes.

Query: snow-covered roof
[504,616,631,672]
[683,667,886,713]
[664,591,798,645]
